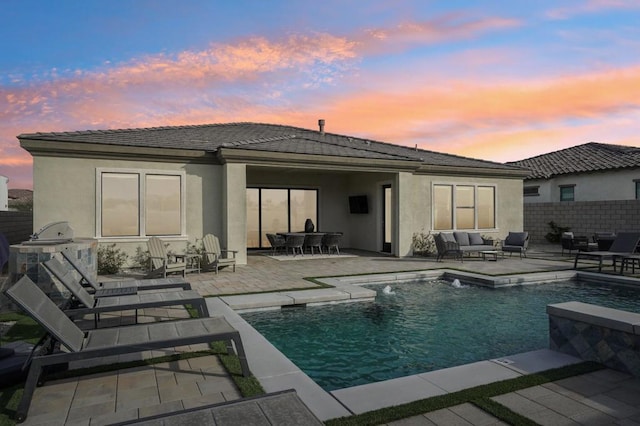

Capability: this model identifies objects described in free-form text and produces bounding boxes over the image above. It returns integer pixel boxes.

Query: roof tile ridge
[222,134,298,147]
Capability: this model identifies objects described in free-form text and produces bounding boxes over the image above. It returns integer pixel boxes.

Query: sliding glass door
[246,187,318,248]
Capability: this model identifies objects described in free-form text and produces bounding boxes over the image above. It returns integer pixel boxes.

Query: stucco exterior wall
[404,174,523,241]
[32,156,223,263]
[524,168,640,203]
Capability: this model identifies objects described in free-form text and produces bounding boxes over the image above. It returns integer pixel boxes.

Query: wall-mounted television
[349,195,369,214]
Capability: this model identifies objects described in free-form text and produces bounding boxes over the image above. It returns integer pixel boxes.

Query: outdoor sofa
[434,231,494,261]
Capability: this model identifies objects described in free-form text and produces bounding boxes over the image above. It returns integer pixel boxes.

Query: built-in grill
[22,221,74,245]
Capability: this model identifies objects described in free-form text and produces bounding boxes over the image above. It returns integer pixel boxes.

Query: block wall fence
[0,211,33,244]
[524,200,640,244]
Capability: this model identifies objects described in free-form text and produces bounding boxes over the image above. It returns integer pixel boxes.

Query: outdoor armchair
[560,232,595,255]
[4,275,249,423]
[146,237,187,278]
[202,234,237,273]
[434,233,463,261]
[43,258,208,328]
[501,232,529,258]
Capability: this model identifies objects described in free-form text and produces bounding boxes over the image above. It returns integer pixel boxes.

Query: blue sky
[2,0,640,188]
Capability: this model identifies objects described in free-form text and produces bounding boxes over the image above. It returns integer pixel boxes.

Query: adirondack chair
[202,234,237,274]
[146,237,187,278]
[4,275,249,423]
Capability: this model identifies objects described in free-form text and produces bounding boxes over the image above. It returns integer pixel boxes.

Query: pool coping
[211,268,640,421]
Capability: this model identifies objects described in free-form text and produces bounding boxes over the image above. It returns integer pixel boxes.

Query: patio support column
[222,163,247,265]
[396,172,413,257]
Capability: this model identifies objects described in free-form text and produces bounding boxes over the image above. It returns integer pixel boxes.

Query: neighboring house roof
[18,122,525,174]
[8,189,33,203]
[508,142,640,180]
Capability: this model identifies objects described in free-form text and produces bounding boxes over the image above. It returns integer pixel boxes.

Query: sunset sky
[2,0,640,189]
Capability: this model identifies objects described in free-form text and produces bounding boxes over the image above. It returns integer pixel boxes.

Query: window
[97,169,184,237]
[523,186,539,197]
[560,185,575,202]
[433,184,495,230]
[635,180,640,200]
[246,187,318,248]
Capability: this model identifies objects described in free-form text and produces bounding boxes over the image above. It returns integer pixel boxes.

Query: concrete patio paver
[7,245,640,425]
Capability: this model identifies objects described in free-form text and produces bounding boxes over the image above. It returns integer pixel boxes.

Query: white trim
[95,168,186,238]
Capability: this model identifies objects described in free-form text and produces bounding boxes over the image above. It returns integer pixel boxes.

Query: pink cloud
[547,0,640,19]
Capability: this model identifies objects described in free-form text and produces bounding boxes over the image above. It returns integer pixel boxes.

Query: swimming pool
[241,280,640,391]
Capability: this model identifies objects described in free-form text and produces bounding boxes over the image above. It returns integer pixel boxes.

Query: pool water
[241,280,640,391]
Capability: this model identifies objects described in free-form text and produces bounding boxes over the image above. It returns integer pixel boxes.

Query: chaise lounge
[43,258,209,328]
[573,231,640,272]
[61,251,191,296]
[4,276,250,423]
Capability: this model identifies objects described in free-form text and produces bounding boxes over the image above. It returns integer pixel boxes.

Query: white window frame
[96,168,186,240]
[432,183,497,231]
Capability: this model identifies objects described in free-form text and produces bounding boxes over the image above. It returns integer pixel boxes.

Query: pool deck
[7,245,640,425]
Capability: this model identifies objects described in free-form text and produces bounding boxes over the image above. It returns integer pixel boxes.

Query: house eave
[217,148,420,172]
[19,139,215,164]
[415,164,530,178]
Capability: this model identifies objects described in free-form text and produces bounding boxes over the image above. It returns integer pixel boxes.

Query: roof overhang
[415,164,530,179]
[19,138,215,164]
[217,147,420,173]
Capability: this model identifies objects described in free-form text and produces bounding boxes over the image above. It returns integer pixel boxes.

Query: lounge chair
[146,237,187,278]
[303,233,324,255]
[60,250,191,296]
[501,232,529,258]
[266,233,286,255]
[42,258,209,328]
[4,275,249,423]
[202,234,237,273]
[574,231,640,272]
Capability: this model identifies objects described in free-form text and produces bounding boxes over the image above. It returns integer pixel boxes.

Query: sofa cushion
[441,233,456,243]
[453,232,470,246]
[468,232,484,245]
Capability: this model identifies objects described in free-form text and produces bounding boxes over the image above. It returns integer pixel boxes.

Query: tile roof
[19,122,522,171]
[507,142,640,179]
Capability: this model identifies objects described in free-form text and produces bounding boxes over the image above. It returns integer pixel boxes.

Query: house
[19,121,528,264]
[508,142,640,203]
[508,142,640,241]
